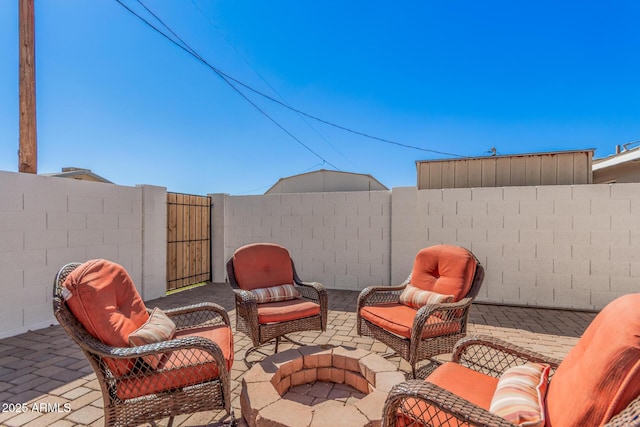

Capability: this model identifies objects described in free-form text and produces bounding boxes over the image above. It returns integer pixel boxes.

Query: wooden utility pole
[19,0,37,174]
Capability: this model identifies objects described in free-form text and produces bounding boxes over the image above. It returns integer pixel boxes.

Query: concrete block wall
[210,193,228,283]
[214,191,392,290]
[3,169,637,338]
[390,187,421,283]
[0,171,166,339]
[395,183,640,310]
[139,185,168,301]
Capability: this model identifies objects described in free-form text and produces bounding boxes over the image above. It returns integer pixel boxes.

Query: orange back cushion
[63,259,149,375]
[232,243,294,291]
[410,245,477,302]
[545,293,640,426]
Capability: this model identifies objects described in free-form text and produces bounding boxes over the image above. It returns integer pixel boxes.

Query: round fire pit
[240,345,406,427]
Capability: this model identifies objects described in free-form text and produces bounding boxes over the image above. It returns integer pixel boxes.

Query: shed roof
[265,169,388,194]
[42,167,113,184]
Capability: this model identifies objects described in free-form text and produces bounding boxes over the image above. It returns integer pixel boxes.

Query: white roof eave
[593,148,640,171]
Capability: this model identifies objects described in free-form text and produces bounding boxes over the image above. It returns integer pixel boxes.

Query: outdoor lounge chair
[52,259,235,427]
[226,243,328,365]
[381,293,640,427]
[357,244,484,378]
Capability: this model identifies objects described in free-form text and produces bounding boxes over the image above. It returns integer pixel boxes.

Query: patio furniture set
[52,243,640,427]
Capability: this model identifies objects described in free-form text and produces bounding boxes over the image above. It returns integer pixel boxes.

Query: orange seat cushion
[396,362,498,426]
[232,243,294,291]
[411,245,477,302]
[545,293,640,427]
[360,303,461,339]
[116,324,234,400]
[62,259,149,376]
[428,362,499,410]
[257,299,321,324]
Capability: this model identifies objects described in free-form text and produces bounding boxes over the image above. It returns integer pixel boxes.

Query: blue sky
[1,1,639,195]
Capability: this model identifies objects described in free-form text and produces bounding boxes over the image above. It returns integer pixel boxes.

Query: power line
[188,0,362,172]
[217,71,467,157]
[115,0,339,170]
[116,0,468,160]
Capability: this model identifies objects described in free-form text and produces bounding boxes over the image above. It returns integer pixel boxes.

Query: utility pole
[19,0,37,174]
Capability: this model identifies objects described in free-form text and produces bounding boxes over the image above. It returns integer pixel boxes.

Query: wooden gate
[166,193,211,291]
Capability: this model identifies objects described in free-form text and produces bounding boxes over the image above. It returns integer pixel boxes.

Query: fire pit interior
[241,345,406,427]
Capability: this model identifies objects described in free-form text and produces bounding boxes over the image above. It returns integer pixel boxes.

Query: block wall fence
[0,171,166,339]
[1,170,638,338]
[211,183,639,312]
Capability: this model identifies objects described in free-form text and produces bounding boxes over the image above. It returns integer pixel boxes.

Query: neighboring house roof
[265,169,388,194]
[593,143,640,184]
[43,167,113,184]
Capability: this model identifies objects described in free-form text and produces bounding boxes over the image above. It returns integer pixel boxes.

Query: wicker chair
[227,243,328,365]
[357,245,484,378]
[382,293,640,427]
[52,260,235,427]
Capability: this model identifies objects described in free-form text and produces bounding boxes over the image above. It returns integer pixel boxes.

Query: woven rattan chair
[227,243,328,365]
[382,293,640,427]
[52,260,235,427]
[357,245,484,378]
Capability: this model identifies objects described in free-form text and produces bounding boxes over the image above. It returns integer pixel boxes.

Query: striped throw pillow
[489,363,551,427]
[128,307,176,369]
[399,284,453,308]
[252,284,301,303]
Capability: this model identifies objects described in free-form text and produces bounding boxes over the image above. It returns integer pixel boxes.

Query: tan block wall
[2,169,638,338]
[214,191,392,290]
[393,184,640,310]
[0,171,166,339]
[215,183,639,311]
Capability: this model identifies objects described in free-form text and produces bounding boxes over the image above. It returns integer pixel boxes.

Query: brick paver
[0,283,596,427]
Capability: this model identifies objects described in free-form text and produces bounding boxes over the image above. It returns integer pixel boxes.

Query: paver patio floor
[0,283,597,427]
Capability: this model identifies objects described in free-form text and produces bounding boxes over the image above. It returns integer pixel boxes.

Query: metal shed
[416,149,594,189]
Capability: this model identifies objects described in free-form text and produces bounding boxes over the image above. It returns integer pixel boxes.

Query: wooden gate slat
[166,193,211,291]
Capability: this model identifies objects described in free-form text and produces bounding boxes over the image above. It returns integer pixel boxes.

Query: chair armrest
[297,281,328,330]
[233,288,258,305]
[407,299,473,359]
[357,278,410,309]
[411,297,472,330]
[72,334,230,377]
[296,281,327,304]
[383,380,516,427]
[164,302,231,330]
[604,394,640,427]
[414,297,472,320]
[452,334,562,378]
[112,335,225,360]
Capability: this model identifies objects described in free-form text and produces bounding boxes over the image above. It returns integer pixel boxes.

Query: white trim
[593,147,640,170]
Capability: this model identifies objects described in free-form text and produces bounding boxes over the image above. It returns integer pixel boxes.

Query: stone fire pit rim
[240,344,406,427]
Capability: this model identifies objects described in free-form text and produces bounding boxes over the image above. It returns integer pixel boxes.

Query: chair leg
[225,411,237,426]
[166,416,174,427]
[244,345,272,367]
[243,334,308,367]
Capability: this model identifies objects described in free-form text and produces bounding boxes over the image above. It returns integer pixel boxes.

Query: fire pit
[240,345,406,427]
